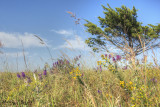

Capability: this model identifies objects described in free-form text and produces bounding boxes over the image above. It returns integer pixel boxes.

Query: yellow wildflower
[129,81,133,85]
[130,87,133,91]
[131,105,136,107]
[120,81,124,87]
[97,61,102,65]
[73,77,76,79]
[97,61,99,65]
[131,97,135,100]
[106,94,109,97]
[120,81,124,85]
[126,83,128,86]
[133,87,136,90]
[69,72,73,75]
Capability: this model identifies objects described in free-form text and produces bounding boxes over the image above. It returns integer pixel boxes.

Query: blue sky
[0,0,160,71]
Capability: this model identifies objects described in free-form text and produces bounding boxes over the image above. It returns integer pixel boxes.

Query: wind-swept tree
[84,4,160,59]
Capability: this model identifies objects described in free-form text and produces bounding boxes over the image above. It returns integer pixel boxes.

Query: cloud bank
[51,29,91,51]
[0,32,45,48]
[55,35,91,51]
[51,29,74,37]
[2,52,29,58]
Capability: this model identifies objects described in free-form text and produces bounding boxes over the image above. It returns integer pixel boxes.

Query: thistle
[17,73,21,78]
[116,55,121,61]
[113,57,116,62]
[21,72,25,78]
[43,70,47,76]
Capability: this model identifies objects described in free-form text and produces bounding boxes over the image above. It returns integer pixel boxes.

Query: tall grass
[0,53,160,106]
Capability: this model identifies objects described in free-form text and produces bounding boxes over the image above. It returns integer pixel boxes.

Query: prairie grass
[0,55,160,107]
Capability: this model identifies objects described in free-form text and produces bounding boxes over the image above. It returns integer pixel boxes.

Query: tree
[84,4,160,59]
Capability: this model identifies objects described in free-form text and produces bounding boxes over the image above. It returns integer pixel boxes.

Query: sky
[0,0,160,71]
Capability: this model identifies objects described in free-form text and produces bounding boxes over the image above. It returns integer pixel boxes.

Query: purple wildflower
[109,54,112,59]
[97,67,99,70]
[100,66,102,72]
[113,57,116,62]
[24,76,32,86]
[43,70,47,76]
[116,55,121,61]
[151,77,157,84]
[59,59,62,64]
[105,54,107,57]
[17,73,21,78]
[98,90,101,93]
[21,72,25,78]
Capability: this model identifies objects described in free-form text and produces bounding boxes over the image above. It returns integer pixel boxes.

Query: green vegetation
[0,55,160,107]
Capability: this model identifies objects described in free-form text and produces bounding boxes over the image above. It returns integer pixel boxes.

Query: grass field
[0,54,160,107]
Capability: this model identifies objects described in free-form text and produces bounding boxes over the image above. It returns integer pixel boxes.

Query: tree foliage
[84,4,160,57]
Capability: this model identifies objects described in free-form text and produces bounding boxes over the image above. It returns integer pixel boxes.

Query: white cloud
[0,51,29,58]
[58,35,91,51]
[0,32,46,48]
[51,29,74,37]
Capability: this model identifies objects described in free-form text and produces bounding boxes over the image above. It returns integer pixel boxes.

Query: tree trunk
[129,35,133,48]
[128,34,136,69]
